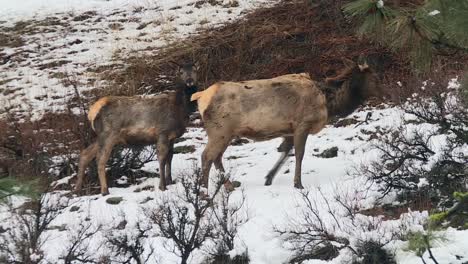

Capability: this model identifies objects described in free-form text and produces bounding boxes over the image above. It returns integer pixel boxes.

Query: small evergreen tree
[0,177,38,201]
[343,0,468,73]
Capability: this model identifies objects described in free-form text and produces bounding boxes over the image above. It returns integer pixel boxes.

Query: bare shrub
[104,220,155,264]
[106,146,157,186]
[1,180,106,264]
[0,189,69,263]
[148,167,225,264]
[206,188,249,263]
[358,79,468,206]
[275,189,351,263]
[61,222,102,264]
[352,240,396,264]
[275,188,400,263]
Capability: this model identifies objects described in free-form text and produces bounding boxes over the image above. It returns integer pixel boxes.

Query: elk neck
[174,80,198,114]
[318,70,364,118]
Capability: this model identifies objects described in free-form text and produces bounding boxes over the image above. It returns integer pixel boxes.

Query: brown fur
[192,62,380,189]
[75,63,199,195]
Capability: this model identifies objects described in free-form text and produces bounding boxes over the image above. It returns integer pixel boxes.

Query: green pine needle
[342,0,468,73]
[405,231,446,257]
[0,177,40,202]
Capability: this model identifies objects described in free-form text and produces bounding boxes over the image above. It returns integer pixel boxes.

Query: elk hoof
[101,189,110,196]
[159,185,167,191]
[294,183,304,189]
[73,187,82,195]
[264,178,272,186]
[201,182,209,189]
[165,178,175,185]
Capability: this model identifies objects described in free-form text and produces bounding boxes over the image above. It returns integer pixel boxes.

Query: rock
[116,219,127,230]
[0,226,8,233]
[317,147,338,158]
[47,224,67,231]
[334,118,359,127]
[140,196,154,204]
[136,22,151,30]
[68,39,83,46]
[108,23,124,31]
[106,196,123,205]
[231,181,241,188]
[141,185,154,191]
[69,205,80,212]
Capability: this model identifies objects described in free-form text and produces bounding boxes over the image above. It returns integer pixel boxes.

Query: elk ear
[358,62,369,71]
[342,58,356,69]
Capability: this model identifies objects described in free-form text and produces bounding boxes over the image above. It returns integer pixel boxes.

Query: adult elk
[191,59,381,189]
[75,62,199,195]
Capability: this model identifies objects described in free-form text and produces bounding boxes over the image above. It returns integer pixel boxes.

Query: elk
[75,62,199,195]
[191,59,381,189]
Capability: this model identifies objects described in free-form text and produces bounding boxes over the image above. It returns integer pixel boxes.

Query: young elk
[75,62,199,195]
[191,59,381,189]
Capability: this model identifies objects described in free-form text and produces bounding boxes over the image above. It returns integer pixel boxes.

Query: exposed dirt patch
[173,145,196,154]
[334,117,359,127]
[0,32,24,47]
[360,197,433,220]
[38,60,72,70]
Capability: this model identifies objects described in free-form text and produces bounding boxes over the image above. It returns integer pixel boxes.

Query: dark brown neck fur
[174,81,197,115]
[319,67,366,118]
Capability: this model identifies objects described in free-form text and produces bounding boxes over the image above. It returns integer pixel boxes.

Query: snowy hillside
[0,0,275,120]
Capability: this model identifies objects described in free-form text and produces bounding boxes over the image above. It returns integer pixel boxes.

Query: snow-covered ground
[1,1,467,263]
[2,105,468,263]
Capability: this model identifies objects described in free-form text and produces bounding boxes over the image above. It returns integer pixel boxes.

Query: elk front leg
[293,128,309,189]
[157,135,170,191]
[165,140,174,185]
[75,142,98,194]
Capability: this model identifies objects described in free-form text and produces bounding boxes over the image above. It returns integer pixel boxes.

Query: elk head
[171,61,199,88]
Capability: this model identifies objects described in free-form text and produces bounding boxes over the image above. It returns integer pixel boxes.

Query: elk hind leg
[265,136,293,186]
[293,128,309,189]
[96,137,116,195]
[202,136,231,188]
[75,142,98,193]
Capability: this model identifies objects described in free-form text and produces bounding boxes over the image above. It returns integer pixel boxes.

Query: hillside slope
[0,1,467,264]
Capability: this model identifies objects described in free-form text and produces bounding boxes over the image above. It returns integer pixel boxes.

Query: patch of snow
[377,0,384,9]
[429,10,441,16]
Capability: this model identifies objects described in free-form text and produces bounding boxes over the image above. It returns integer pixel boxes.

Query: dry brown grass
[98,1,401,97]
[94,0,466,102]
